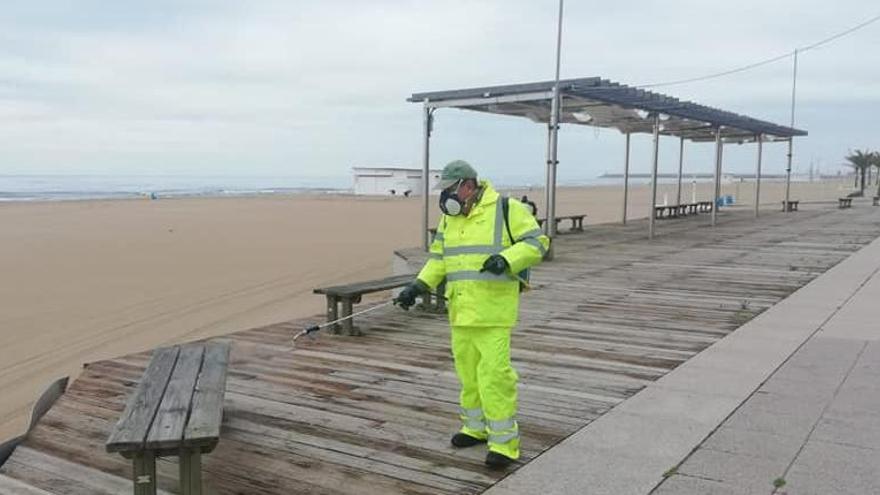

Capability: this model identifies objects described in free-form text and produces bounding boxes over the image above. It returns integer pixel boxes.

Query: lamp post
[784,49,798,211]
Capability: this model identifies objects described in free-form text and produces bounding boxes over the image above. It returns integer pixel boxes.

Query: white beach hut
[352,167,441,196]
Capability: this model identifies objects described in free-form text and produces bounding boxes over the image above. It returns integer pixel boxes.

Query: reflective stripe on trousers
[487,417,519,445]
[459,406,486,432]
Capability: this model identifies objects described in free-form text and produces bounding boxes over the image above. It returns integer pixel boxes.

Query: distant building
[352,167,442,196]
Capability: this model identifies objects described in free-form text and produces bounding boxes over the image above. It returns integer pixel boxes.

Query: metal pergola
[408,77,807,251]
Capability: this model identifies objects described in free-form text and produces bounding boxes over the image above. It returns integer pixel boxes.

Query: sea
[0,175,352,202]
[0,173,793,203]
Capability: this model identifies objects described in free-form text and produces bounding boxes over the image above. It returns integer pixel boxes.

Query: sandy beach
[0,177,857,442]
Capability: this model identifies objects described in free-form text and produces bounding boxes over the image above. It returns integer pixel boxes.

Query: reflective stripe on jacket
[417,181,549,327]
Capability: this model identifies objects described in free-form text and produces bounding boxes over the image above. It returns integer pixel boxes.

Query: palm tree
[873,152,880,197]
[844,150,873,195]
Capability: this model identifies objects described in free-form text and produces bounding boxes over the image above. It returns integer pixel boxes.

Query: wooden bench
[654,203,706,220]
[106,342,230,495]
[838,198,853,209]
[782,200,800,212]
[314,274,418,335]
[654,205,681,219]
[536,214,586,232]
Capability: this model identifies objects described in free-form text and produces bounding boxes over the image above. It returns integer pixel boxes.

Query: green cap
[435,160,478,190]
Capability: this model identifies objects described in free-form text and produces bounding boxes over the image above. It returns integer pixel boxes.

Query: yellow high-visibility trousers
[451,325,520,459]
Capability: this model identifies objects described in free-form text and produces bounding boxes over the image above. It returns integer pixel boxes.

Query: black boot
[451,433,486,448]
[485,451,514,469]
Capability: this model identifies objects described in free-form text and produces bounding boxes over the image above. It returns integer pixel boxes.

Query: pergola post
[711,127,723,227]
[648,114,660,240]
[543,90,560,259]
[676,137,685,206]
[784,137,794,211]
[754,134,763,218]
[622,132,631,224]
[421,103,433,251]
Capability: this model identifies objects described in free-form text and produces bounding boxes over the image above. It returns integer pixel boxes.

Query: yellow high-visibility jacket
[417,181,550,327]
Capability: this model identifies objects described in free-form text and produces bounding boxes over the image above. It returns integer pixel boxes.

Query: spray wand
[292,273,529,347]
[291,299,397,346]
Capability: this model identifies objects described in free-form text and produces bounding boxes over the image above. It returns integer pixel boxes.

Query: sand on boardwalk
[0,178,856,442]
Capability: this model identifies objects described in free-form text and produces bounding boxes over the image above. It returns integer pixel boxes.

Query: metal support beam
[755,134,763,218]
[648,114,660,240]
[676,136,684,206]
[421,104,433,251]
[424,91,554,109]
[622,132,631,224]
[711,127,723,226]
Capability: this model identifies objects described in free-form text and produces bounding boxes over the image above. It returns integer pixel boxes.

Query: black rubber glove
[395,280,429,310]
[480,254,509,275]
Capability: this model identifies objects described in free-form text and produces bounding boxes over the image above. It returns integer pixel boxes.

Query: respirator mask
[439,180,466,216]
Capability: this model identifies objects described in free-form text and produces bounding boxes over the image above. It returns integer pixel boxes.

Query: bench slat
[183,342,231,452]
[106,346,180,453]
[314,274,413,297]
[145,344,205,451]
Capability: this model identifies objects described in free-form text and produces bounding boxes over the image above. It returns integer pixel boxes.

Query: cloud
[0,0,877,179]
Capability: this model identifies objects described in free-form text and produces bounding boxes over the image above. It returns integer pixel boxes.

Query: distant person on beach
[395,160,549,469]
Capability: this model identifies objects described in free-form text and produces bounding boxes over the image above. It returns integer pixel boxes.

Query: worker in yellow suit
[395,160,549,469]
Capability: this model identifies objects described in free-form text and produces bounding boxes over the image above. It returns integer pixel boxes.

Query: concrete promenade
[489,234,880,494]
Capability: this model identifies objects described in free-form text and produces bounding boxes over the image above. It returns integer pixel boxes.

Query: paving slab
[652,475,748,495]
[721,397,824,438]
[699,426,805,461]
[783,440,880,495]
[811,411,880,451]
[677,447,788,494]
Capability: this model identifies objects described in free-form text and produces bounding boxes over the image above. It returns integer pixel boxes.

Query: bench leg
[326,296,340,334]
[340,298,359,336]
[179,448,202,495]
[132,452,157,495]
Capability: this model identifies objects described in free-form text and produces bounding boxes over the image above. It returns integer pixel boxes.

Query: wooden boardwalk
[3,205,880,494]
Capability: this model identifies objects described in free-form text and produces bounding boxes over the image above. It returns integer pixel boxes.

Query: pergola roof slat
[409,77,807,140]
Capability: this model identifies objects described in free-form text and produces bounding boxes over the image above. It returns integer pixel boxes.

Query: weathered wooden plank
[106,346,180,453]
[184,341,230,452]
[223,417,488,493]
[144,345,205,451]
[4,447,175,495]
[0,473,54,495]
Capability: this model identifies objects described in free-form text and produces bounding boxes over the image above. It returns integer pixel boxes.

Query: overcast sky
[1,1,878,184]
